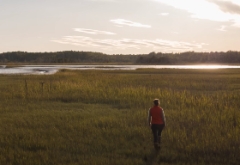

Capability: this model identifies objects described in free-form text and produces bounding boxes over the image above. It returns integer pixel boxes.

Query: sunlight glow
[154,0,240,27]
[230,0,240,5]
[154,65,240,69]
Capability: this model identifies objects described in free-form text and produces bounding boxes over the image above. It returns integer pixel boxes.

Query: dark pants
[151,124,164,144]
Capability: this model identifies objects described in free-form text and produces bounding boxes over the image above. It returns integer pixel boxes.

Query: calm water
[1,65,240,75]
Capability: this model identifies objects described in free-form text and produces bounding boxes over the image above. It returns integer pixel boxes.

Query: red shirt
[150,106,164,124]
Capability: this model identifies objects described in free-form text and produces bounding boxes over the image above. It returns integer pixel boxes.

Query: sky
[1,0,240,55]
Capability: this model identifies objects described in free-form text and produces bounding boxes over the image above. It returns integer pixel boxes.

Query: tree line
[0,51,240,64]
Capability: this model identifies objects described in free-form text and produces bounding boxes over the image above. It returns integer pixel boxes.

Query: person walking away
[148,99,166,150]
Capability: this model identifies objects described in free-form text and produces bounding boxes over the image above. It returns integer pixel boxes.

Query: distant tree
[1,51,240,64]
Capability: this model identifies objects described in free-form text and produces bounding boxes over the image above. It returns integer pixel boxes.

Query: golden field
[0,69,239,165]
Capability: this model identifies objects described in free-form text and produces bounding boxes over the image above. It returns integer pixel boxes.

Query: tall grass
[0,69,239,164]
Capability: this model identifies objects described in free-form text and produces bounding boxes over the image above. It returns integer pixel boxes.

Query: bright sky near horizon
[1,0,240,54]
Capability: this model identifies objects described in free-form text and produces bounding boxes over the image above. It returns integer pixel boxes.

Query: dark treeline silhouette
[1,51,240,64]
[136,51,240,64]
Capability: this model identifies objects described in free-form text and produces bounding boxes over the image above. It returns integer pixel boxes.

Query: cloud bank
[52,36,205,52]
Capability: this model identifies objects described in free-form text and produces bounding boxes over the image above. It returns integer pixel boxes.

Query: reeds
[0,69,239,164]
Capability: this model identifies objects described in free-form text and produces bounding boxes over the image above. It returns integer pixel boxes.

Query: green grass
[0,69,240,165]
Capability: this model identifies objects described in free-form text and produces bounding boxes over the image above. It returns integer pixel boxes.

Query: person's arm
[148,109,151,126]
[161,109,166,126]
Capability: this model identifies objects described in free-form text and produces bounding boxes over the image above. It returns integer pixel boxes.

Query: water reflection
[0,65,240,75]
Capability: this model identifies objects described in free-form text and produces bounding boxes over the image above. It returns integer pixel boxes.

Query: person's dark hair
[153,99,160,106]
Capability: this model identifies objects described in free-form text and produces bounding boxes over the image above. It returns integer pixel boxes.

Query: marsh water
[1,65,240,75]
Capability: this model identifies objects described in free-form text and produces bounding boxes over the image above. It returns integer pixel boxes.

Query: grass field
[0,69,240,165]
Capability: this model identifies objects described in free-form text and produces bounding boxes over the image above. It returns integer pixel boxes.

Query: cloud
[154,0,240,27]
[208,0,240,14]
[110,19,151,28]
[52,36,206,52]
[160,13,169,16]
[74,28,116,35]
[217,25,227,31]
[86,0,117,2]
